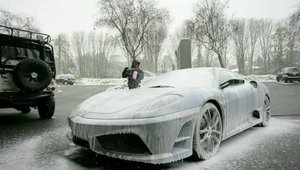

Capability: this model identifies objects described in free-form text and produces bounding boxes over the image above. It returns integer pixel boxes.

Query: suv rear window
[1,46,40,61]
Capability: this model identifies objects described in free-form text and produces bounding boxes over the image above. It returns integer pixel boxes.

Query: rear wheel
[193,103,222,160]
[259,96,271,127]
[38,95,55,119]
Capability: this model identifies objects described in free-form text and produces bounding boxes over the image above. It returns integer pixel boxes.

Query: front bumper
[68,108,199,164]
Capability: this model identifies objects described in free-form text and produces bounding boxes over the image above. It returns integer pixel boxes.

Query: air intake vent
[97,134,151,155]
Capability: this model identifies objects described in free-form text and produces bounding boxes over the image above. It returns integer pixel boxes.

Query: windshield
[142,68,217,88]
[285,67,299,73]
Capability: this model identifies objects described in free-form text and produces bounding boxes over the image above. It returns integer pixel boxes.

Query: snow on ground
[73,77,153,90]
[169,117,300,170]
[74,78,127,86]
[244,74,276,82]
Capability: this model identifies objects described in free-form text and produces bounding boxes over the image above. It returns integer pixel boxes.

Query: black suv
[0,25,56,119]
[276,67,300,83]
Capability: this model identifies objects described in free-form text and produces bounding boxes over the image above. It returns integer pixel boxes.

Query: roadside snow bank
[75,78,126,86]
[244,74,276,82]
[74,77,153,90]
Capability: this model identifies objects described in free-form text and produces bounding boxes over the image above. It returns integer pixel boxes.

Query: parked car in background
[276,67,300,83]
[56,74,76,85]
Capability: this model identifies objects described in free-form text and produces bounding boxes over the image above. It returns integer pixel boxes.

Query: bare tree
[193,0,230,68]
[0,9,39,32]
[285,23,298,67]
[72,32,86,77]
[54,34,76,74]
[258,20,274,73]
[72,31,117,78]
[181,20,205,67]
[230,19,249,74]
[272,24,286,71]
[96,0,169,61]
[143,10,169,73]
[248,19,260,73]
[290,3,300,27]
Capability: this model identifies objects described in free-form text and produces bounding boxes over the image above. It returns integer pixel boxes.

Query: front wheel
[259,96,271,127]
[193,103,223,160]
[38,95,55,119]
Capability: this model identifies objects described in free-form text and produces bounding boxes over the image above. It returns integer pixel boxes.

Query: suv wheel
[13,58,52,92]
[38,95,55,119]
[63,81,69,85]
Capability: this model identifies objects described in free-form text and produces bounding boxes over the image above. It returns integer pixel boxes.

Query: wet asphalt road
[0,82,299,170]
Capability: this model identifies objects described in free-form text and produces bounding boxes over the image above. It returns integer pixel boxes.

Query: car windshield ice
[143,68,217,88]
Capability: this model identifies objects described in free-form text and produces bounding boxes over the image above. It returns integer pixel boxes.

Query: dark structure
[176,39,191,69]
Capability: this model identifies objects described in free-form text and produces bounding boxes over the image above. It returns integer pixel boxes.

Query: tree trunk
[217,53,225,68]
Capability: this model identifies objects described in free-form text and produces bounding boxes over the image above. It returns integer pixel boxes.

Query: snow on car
[67,67,271,164]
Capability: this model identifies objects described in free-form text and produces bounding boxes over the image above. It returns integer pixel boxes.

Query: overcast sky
[0,0,298,36]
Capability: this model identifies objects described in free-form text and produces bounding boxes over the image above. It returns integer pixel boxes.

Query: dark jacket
[122,67,144,89]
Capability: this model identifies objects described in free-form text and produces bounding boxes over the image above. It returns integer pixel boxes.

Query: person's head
[131,60,140,68]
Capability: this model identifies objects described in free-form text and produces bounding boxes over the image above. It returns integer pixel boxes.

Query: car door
[219,71,254,137]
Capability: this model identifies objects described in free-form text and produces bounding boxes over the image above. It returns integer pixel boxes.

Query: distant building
[176,39,191,69]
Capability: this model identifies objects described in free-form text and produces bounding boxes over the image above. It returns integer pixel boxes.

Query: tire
[63,81,69,85]
[38,95,55,119]
[21,107,31,114]
[284,78,288,83]
[259,96,271,127]
[13,58,52,92]
[193,103,223,160]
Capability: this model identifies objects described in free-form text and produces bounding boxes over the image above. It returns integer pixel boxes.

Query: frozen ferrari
[68,67,271,164]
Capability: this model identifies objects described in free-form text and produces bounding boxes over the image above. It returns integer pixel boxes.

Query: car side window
[219,70,244,86]
[219,71,235,85]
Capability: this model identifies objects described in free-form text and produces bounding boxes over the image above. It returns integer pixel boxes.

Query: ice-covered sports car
[68,67,271,164]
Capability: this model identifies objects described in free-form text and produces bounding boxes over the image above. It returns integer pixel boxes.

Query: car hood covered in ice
[69,86,215,120]
[70,68,221,120]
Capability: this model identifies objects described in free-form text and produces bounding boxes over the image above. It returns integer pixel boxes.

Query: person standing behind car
[122,60,144,89]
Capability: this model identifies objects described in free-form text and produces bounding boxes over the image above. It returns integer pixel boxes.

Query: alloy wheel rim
[199,107,222,154]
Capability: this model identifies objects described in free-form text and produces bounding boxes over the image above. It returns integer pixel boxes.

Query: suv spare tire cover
[13,58,52,92]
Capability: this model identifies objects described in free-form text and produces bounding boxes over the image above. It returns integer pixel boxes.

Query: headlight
[139,94,183,111]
